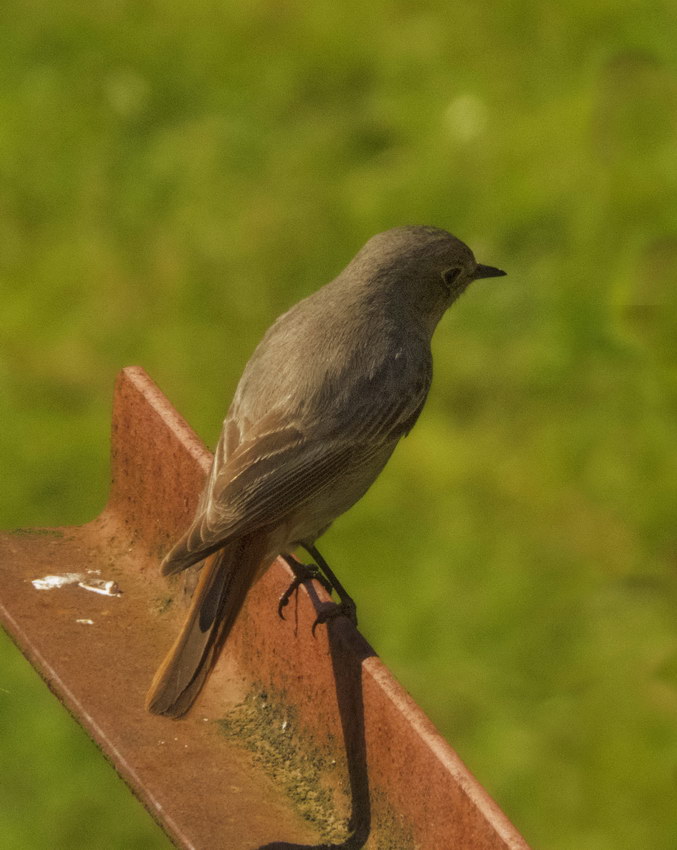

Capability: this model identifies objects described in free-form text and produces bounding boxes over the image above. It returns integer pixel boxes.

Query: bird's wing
[162,378,427,575]
[162,421,357,574]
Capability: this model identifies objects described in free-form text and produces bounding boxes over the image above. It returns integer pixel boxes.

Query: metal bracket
[0,366,530,849]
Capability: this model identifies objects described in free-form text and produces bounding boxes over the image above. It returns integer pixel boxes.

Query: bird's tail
[145,534,270,717]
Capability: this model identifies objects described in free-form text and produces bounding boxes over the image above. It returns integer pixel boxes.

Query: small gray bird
[146,225,505,717]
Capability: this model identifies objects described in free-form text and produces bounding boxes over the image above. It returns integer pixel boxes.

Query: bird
[146,225,506,717]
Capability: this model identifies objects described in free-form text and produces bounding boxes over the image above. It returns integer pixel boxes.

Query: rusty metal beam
[0,366,530,849]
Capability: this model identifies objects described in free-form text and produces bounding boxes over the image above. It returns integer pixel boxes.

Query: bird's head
[348,225,506,334]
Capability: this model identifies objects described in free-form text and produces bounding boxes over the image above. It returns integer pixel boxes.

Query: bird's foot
[301,542,359,635]
[311,597,358,636]
[278,558,333,620]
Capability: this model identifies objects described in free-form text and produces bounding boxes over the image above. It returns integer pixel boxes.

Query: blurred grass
[1,0,677,847]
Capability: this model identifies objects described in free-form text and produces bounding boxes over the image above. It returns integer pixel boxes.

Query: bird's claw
[311,599,358,636]
[278,562,333,620]
[277,579,299,619]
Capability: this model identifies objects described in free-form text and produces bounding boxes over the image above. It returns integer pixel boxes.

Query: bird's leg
[278,553,333,619]
[302,543,358,633]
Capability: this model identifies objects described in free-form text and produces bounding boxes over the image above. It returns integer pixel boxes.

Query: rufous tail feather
[146,535,269,717]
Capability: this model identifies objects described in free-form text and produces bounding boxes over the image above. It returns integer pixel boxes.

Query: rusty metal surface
[0,366,530,850]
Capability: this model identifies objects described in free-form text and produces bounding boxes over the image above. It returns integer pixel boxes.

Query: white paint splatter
[77,578,122,597]
[31,573,82,590]
[31,572,122,597]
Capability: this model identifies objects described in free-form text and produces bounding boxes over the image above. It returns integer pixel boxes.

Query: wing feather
[164,352,431,572]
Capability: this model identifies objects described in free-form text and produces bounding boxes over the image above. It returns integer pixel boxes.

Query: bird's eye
[442,267,462,289]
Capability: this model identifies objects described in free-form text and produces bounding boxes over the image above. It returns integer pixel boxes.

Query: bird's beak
[474,264,507,280]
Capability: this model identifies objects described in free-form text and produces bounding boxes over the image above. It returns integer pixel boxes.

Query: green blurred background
[1,1,676,847]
